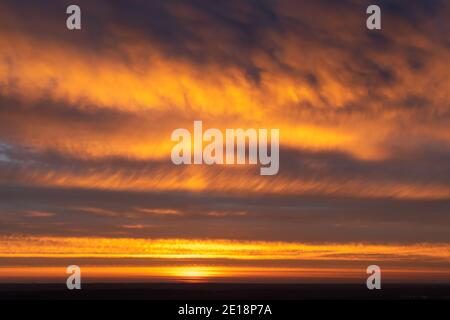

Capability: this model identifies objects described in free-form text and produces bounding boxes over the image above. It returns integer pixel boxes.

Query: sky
[0,0,449,283]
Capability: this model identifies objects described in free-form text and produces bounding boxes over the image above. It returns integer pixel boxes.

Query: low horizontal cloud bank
[1,236,449,283]
[1,236,449,262]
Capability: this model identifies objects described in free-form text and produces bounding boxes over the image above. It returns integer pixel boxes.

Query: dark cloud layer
[1,185,449,242]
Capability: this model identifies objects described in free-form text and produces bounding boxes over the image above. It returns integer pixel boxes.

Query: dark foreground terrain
[0,283,449,300]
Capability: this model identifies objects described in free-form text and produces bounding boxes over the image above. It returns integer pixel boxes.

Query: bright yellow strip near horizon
[1,237,449,262]
[2,266,449,283]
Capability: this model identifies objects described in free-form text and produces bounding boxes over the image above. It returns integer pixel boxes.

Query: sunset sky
[0,0,449,284]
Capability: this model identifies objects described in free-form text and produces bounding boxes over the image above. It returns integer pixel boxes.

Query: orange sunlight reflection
[1,236,450,283]
[1,266,450,284]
